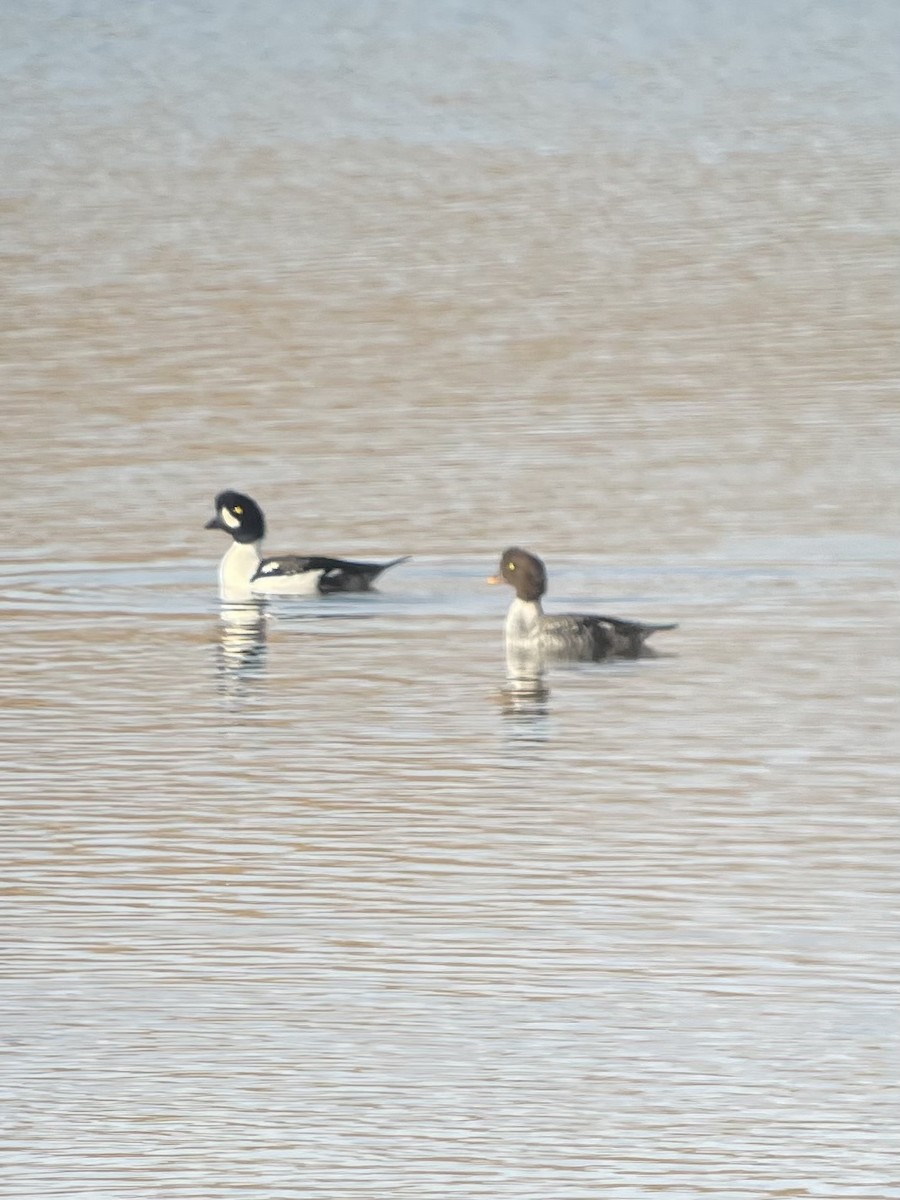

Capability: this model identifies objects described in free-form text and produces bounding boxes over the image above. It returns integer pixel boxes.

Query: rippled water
[3,2,900,1197]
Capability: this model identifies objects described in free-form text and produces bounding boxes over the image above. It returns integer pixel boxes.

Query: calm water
[2,2,900,1197]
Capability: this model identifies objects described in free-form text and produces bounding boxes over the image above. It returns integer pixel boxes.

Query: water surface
[2,2,899,1196]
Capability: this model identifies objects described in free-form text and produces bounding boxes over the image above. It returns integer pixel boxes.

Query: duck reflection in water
[496,643,552,742]
[215,598,268,695]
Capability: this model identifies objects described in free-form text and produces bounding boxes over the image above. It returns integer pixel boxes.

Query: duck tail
[640,621,678,642]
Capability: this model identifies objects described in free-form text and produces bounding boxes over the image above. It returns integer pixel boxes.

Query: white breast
[218,541,262,601]
[505,597,543,643]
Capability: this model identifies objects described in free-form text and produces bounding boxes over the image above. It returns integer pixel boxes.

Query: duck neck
[219,539,263,600]
[506,596,543,641]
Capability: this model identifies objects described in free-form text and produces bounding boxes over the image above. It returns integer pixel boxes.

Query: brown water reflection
[2,1,900,1196]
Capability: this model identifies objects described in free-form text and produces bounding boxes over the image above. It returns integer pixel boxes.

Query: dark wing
[251,553,320,582]
[541,612,677,660]
[314,554,410,593]
[251,554,410,592]
[583,614,677,658]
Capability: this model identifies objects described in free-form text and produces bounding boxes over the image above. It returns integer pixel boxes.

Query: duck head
[205,491,266,544]
[488,546,547,602]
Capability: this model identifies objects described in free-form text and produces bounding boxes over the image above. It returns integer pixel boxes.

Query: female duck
[489,546,676,660]
[205,490,409,601]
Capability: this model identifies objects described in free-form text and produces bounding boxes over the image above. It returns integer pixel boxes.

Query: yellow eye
[234,505,243,514]
[507,562,515,570]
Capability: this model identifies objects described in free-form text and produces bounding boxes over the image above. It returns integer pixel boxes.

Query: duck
[205,490,410,600]
[488,546,676,660]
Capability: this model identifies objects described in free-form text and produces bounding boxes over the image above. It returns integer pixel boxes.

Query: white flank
[251,568,324,596]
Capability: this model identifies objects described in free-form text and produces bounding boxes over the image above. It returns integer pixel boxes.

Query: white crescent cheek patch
[221,507,242,530]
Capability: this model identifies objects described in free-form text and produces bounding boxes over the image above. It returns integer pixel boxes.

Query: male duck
[205,490,409,600]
